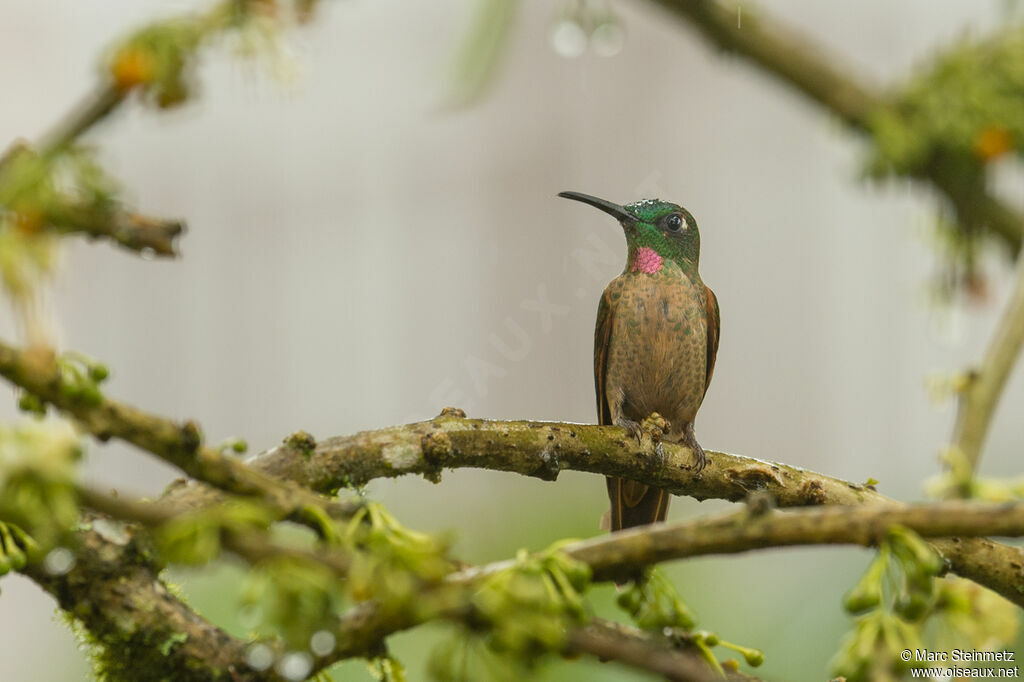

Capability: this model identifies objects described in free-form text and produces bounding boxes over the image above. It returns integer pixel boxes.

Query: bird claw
[615,417,643,445]
[691,442,707,473]
[682,425,707,473]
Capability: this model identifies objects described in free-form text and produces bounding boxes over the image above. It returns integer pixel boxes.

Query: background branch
[951,253,1024,493]
[567,619,761,682]
[646,0,1024,251]
[55,210,184,257]
[39,85,125,155]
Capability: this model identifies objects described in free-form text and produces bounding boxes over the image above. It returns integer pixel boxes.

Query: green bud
[888,525,942,576]
[697,630,719,646]
[78,386,103,406]
[715,637,765,667]
[17,393,45,415]
[843,575,884,614]
[894,590,932,622]
[88,363,109,382]
[616,587,641,613]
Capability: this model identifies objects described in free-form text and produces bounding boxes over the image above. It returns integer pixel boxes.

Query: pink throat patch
[630,247,663,274]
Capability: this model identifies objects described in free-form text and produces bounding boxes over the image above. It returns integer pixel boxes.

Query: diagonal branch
[950,253,1024,493]
[645,0,1024,251]
[39,84,125,155]
[0,338,357,528]
[23,518,284,682]
[650,0,879,128]
[567,619,761,682]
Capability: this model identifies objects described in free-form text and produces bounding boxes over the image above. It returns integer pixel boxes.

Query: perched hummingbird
[559,191,720,531]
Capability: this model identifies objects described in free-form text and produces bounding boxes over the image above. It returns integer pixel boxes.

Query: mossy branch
[0,338,357,529]
[27,411,1024,680]
[213,413,1024,608]
[22,517,281,682]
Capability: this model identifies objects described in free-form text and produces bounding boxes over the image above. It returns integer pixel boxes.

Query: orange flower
[110,47,154,91]
[973,125,1014,161]
[11,208,44,235]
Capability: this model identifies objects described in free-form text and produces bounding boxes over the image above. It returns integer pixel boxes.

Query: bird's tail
[602,476,670,531]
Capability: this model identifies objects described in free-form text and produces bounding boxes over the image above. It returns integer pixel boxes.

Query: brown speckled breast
[602,268,708,437]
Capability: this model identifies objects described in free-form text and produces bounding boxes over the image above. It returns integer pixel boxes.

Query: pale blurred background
[1,1,1023,679]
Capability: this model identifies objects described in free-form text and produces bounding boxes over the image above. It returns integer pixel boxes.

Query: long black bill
[558,191,636,224]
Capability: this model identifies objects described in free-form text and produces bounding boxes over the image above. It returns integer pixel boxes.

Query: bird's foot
[614,417,643,445]
[641,413,670,468]
[682,423,707,473]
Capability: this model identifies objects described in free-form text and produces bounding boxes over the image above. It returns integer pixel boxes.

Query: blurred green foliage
[833,525,1018,680]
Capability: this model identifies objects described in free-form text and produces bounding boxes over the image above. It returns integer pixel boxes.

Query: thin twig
[76,484,353,576]
[55,211,185,257]
[39,84,125,155]
[567,619,760,682]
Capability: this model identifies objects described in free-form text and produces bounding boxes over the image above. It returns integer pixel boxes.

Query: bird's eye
[665,214,684,232]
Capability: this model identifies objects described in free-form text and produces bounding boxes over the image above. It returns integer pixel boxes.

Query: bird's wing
[703,285,720,396]
[596,288,669,530]
[594,289,613,426]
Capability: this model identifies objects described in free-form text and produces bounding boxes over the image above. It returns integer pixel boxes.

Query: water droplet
[551,20,587,58]
[140,247,157,260]
[43,547,75,575]
[309,630,336,657]
[276,651,313,681]
[592,21,624,57]
[93,518,130,545]
[245,643,274,671]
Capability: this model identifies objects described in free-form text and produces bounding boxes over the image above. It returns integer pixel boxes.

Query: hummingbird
[559,191,720,531]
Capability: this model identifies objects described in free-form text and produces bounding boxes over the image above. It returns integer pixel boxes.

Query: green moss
[62,610,231,682]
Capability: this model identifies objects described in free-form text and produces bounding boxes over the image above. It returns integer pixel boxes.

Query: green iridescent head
[558,191,701,273]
